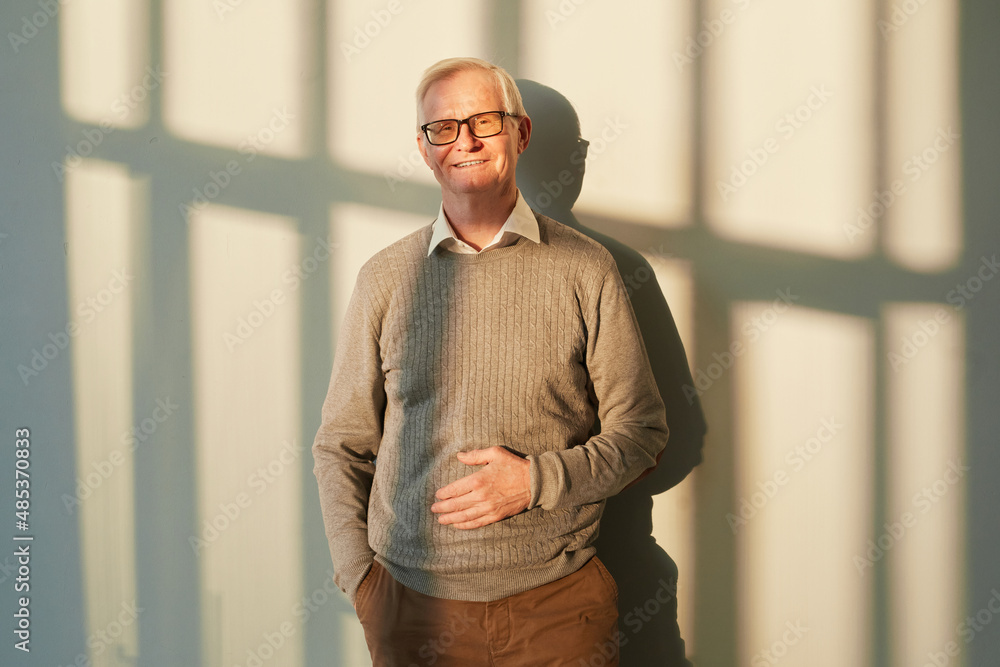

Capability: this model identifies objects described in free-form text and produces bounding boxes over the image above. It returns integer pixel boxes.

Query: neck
[441,185,518,251]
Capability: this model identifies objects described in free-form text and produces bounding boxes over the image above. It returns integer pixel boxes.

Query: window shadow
[517,79,707,666]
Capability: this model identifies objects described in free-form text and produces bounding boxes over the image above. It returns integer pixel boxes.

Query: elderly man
[312,57,669,666]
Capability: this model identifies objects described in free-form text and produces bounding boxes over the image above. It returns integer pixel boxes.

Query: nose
[454,122,481,150]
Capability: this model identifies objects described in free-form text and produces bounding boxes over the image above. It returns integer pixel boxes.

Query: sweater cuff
[338,551,376,605]
[526,456,542,510]
[525,452,567,510]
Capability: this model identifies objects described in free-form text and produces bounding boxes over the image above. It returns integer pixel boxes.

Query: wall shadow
[516,79,707,666]
[4,1,1000,665]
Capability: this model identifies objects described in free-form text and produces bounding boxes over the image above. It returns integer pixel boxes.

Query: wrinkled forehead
[418,70,503,124]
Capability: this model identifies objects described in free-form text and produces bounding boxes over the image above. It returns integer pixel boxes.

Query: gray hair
[416,57,526,127]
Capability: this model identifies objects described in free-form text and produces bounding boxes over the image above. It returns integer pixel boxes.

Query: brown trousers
[355,556,620,666]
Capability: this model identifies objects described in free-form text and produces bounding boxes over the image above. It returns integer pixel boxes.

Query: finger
[434,473,480,500]
[456,447,496,466]
[449,515,500,530]
[435,506,484,525]
[430,495,469,514]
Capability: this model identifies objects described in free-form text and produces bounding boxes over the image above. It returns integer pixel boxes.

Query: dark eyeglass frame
[420,111,519,146]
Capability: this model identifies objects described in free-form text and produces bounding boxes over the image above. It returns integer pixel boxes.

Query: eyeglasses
[420,111,518,146]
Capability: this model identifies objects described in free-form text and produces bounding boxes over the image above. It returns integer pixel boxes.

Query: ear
[516,115,532,154]
[416,133,433,169]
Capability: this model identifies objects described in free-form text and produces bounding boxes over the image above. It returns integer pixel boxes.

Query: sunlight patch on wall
[646,256,694,357]
[164,0,306,157]
[882,0,962,272]
[329,202,430,341]
[189,205,303,667]
[327,0,486,188]
[521,1,692,227]
[339,610,372,667]
[66,158,143,666]
[732,304,874,666]
[883,303,965,666]
[704,0,873,259]
[647,255,697,651]
[60,0,151,127]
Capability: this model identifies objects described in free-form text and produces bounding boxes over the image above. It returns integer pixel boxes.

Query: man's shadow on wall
[516,80,707,666]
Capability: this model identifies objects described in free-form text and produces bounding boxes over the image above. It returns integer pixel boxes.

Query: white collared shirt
[427,189,541,256]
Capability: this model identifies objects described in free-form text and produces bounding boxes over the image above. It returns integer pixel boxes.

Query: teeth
[455,160,486,167]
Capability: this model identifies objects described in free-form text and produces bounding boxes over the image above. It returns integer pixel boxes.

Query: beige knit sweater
[312,212,668,603]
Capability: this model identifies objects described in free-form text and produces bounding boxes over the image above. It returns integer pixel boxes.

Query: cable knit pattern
[312,212,668,603]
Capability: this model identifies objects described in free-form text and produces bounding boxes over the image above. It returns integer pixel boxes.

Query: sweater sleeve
[525,261,669,510]
[311,272,385,604]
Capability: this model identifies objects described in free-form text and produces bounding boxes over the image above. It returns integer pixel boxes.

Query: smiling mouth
[453,160,487,168]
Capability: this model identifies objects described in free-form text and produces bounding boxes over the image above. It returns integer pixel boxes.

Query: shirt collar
[427,189,540,256]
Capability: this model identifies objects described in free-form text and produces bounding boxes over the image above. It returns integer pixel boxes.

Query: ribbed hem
[375,547,595,602]
[527,456,542,510]
[340,551,376,604]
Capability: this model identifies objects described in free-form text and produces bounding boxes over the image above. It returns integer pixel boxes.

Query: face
[417,69,531,200]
